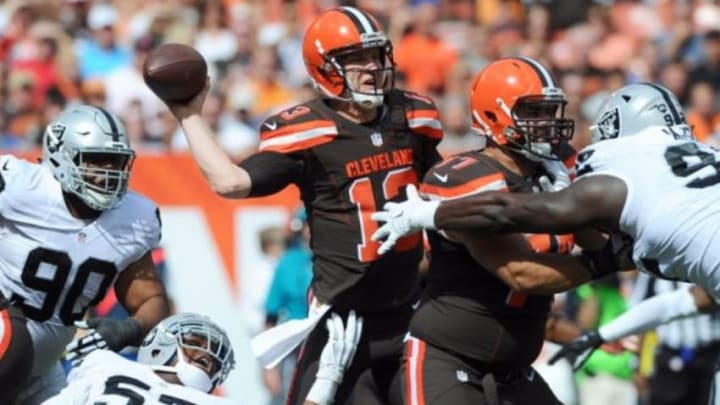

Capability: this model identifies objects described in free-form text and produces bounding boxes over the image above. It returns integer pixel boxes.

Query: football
[143,43,207,102]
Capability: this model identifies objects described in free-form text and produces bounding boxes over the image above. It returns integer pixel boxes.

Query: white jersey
[0,155,160,374]
[575,126,720,297]
[43,350,236,405]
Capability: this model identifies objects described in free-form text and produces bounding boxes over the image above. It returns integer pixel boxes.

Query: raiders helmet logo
[46,123,67,153]
[596,107,620,140]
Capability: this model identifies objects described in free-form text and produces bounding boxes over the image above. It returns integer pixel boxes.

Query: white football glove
[537,159,571,192]
[370,184,439,255]
[306,311,363,405]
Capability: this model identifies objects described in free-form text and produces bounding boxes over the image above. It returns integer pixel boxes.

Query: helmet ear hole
[484,111,497,123]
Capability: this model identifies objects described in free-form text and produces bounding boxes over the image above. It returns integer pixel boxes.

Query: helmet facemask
[67,150,135,211]
[502,94,574,161]
[137,313,235,393]
[322,40,395,109]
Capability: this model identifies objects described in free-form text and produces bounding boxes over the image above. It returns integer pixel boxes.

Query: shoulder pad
[394,89,443,141]
[259,102,338,154]
[119,192,162,248]
[420,152,507,200]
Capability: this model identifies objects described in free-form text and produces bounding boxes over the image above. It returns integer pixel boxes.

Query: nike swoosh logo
[1,161,8,171]
[264,121,278,130]
[433,172,448,183]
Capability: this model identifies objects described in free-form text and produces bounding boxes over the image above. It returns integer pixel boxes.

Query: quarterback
[0,104,169,403]
[159,7,442,405]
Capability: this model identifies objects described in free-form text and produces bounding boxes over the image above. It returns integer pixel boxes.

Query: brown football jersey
[256,89,442,311]
[410,150,573,369]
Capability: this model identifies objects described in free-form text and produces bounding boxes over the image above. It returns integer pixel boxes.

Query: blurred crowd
[1,0,719,159]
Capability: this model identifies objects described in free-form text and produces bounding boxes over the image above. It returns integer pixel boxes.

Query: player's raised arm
[434,175,626,234]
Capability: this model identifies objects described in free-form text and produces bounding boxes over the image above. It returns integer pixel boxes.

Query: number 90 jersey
[45,350,235,404]
[0,155,161,375]
[257,90,442,312]
[575,126,720,297]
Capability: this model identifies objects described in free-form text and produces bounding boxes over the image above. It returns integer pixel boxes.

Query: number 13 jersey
[575,126,720,296]
[254,90,442,311]
[0,155,161,374]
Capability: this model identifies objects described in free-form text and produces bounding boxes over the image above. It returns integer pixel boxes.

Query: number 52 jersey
[43,349,235,405]
[575,126,720,297]
[0,156,160,375]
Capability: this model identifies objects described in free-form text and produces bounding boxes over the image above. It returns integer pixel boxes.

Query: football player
[0,105,169,404]
[43,312,236,404]
[372,83,720,379]
[44,311,362,405]
[374,57,604,405]
[159,7,443,405]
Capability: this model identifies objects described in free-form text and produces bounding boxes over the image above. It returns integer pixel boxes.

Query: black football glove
[65,317,143,367]
[548,330,604,371]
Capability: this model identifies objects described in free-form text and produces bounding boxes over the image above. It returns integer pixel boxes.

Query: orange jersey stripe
[527,233,574,254]
[407,109,443,140]
[405,337,427,405]
[406,109,440,120]
[506,290,528,308]
[421,173,507,200]
[260,120,336,141]
[260,135,334,154]
[0,309,11,358]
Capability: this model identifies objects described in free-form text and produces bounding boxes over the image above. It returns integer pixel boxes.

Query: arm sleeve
[239,151,304,197]
[598,286,699,341]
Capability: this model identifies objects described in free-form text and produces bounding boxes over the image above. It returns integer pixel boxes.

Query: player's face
[78,152,130,189]
[181,335,220,376]
[513,97,570,145]
[337,47,391,95]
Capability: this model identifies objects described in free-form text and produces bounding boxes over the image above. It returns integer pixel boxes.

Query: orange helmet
[302,7,395,108]
[470,57,574,160]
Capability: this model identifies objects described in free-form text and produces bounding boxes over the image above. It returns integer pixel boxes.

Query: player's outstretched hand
[307,311,363,405]
[371,184,438,255]
[317,311,363,383]
[66,317,142,367]
[548,330,604,371]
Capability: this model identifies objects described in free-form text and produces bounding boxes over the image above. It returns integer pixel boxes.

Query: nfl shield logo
[370,132,383,147]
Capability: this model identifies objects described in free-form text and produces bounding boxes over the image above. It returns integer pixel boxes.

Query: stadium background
[1,0,720,403]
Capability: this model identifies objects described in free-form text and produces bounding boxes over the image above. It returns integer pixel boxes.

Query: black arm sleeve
[239,151,304,197]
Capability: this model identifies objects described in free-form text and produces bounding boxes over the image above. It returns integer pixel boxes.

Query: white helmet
[42,104,135,211]
[590,82,692,143]
[137,313,235,392]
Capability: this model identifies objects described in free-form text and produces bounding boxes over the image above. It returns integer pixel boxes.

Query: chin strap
[151,346,215,393]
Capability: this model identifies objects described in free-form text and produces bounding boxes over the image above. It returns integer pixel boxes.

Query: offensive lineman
[0,104,169,403]
[371,82,720,373]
